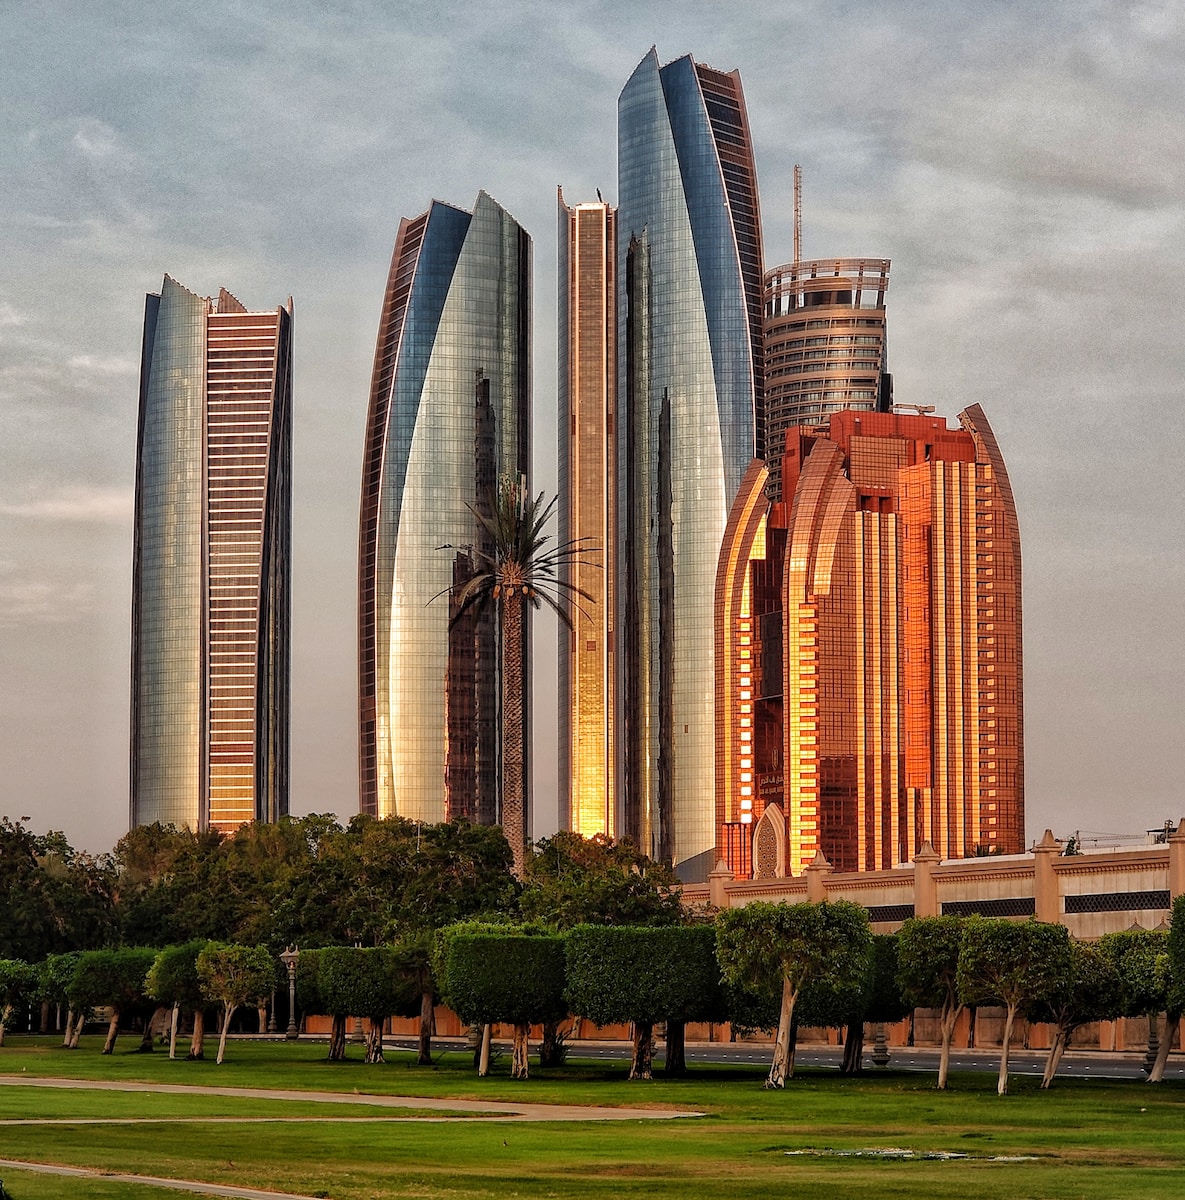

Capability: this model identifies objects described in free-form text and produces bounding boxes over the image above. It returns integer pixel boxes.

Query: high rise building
[131,275,292,833]
[616,49,765,880]
[718,406,1024,877]
[359,191,531,824]
[557,190,616,838]
[763,257,892,501]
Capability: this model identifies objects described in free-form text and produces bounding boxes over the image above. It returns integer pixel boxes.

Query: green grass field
[0,1035,1183,1199]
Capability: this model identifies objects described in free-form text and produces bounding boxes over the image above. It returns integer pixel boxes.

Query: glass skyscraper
[557,189,616,839]
[617,50,765,880]
[131,275,292,833]
[359,192,531,824]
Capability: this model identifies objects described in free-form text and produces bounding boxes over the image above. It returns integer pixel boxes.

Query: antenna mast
[793,164,802,264]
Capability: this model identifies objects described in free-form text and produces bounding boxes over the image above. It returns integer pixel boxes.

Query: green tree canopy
[68,947,157,1054]
[196,943,275,1065]
[520,832,683,929]
[317,946,420,1063]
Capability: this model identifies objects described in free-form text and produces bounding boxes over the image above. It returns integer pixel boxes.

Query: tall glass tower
[131,275,292,833]
[359,192,531,824]
[617,50,764,880]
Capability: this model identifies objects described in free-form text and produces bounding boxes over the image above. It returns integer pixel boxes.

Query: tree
[196,943,275,1065]
[957,918,1072,1095]
[68,948,157,1054]
[837,933,911,1074]
[443,480,595,877]
[520,832,683,929]
[39,951,84,1046]
[1028,940,1121,1088]
[564,924,724,1080]
[437,924,567,1079]
[1099,926,1170,1082]
[146,941,213,1059]
[716,901,871,1088]
[0,959,36,1046]
[897,915,966,1089]
[318,947,420,1064]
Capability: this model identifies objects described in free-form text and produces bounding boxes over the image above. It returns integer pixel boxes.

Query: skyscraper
[131,275,292,833]
[617,49,765,880]
[719,406,1024,877]
[359,191,531,824]
[557,189,616,838]
[764,257,892,501]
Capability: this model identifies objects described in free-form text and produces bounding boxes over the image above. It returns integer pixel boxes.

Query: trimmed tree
[956,917,1072,1095]
[1099,926,1170,1081]
[1028,939,1121,1088]
[196,943,275,1065]
[437,925,566,1079]
[318,946,420,1064]
[842,933,912,1073]
[146,941,213,1059]
[0,959,36,1046]
[564,924,725,1080]
[716,900,871,1088]
[38,951,84,1047]
[68,947,157,1054]
[897,915,965,1089]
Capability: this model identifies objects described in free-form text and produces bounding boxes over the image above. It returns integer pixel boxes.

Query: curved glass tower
[132,275,292,833]
[359,192,531,823]
[617,50,764,880]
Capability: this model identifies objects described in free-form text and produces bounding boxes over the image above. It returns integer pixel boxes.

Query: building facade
[557,190,616,838]
[616,49,765,880]
[131,275,292,832]
[717,405,1024,877]
[359,192,531,824]
[763,257,891,501]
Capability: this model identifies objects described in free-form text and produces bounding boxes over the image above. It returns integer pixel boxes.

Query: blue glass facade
[617,50,764,880]
[360,193,531,823]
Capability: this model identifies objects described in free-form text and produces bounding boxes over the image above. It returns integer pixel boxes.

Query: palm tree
[443,476,595,877]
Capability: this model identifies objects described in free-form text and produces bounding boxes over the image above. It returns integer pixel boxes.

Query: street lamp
[279,946,300,1040]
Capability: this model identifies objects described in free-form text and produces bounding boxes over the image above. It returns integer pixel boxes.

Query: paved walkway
[0,1075,700,1198]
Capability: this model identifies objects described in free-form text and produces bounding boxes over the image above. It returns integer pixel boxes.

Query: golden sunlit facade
[132,276,292,834]
[717,406,1022,876]
[557,191,616,837]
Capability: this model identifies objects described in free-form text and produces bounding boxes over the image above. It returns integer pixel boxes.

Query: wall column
[805,851,833,903]
[912,841,940,917]
[1169,819,1185,900]
[1033,829,1061,924]
[708,859,734,909]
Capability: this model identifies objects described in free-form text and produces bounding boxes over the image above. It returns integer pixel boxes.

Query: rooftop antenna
[793,164,802,265]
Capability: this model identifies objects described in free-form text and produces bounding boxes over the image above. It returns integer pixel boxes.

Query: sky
[1,0,1182,856]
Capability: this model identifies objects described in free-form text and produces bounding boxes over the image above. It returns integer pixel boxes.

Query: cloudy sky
[2,0,1181,855]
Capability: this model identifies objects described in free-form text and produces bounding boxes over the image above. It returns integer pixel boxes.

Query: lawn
[0,1035,1183,1199]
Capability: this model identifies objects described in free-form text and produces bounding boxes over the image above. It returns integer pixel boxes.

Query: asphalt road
[390,1036,1185,1081]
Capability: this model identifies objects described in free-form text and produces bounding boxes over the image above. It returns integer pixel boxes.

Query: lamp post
[279,946,300,1040]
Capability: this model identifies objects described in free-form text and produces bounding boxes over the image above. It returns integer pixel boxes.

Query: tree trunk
[478,1023,492,1077]
[327,1013,347,1061]
[188,1009,206,1060]
[997,1002,1018,1095]
[168,1002,180,1060]
[511,1021,530,1080]
[539,1019,561,1068]
[215,1003,236,1065]
[138,1005,167,1052]
[61,1007,76,1048]
[39,998,50,1034]
[417,989,434,1065]
[102,1006,122,1055]
[501,595,527,878]
[1041,1023,1070,1088]
[765,975,799,1088]
[841,1020,864,1074]
[67,1009,85,1049]
[257,1005,268,1034]
[1148,1013,1176,1083]
[0,1007,8,1048]
[937,999,963,1090]
[664,1020,686,1077]
[364,1018,385,1064]
[629,1020,654,1080]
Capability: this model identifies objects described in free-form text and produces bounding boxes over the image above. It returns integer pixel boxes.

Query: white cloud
[0,486,133,523]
